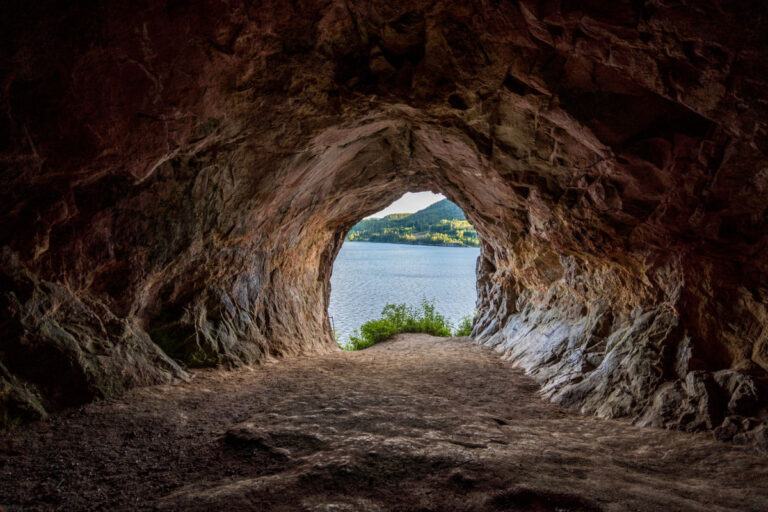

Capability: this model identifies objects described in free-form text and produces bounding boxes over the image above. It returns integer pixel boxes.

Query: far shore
[344,239,479,249]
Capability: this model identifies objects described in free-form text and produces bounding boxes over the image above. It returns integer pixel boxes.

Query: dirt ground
[1,334,767,511]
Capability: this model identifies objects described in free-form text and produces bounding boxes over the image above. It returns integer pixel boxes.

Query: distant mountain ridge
[346,199,478,247]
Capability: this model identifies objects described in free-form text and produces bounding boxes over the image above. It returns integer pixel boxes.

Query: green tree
[345,199,479,247]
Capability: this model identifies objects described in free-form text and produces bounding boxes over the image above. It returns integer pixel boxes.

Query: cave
[2,1,768,509]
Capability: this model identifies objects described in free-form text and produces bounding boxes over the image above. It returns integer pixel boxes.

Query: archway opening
[328,192,480,345]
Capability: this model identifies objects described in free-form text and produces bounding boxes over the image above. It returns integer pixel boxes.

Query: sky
[365,192,445,219]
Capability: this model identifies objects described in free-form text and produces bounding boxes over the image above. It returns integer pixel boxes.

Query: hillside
[346,199,479,247]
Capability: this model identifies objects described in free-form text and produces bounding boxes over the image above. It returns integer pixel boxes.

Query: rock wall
[1,0,767,449]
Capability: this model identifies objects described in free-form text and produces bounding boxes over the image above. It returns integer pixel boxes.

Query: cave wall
[1,0,767,449]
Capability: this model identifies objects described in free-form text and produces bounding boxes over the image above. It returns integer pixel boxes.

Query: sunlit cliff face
[1,0,767,450]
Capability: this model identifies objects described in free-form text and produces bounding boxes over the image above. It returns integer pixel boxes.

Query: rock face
[1,1,767,449]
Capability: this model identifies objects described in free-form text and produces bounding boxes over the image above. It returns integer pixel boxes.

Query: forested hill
[346,199,479,247]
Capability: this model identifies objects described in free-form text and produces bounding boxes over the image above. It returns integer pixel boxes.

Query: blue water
[328,242,480,343]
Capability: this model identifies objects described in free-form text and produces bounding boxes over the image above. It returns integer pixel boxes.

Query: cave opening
[327,191,480,345]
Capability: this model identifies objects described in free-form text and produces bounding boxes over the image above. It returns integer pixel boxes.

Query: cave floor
[1,334,767,511]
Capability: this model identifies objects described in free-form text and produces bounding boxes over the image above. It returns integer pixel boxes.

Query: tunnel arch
[1,0,767,451]
[323,189,481,343]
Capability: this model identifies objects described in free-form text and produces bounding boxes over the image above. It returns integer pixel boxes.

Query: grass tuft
[344,298,462,350]
[454,313,475,337]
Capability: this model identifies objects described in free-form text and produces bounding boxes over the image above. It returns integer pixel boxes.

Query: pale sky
[366,192,444,219]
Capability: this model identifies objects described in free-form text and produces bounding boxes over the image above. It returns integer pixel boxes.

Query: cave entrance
[328,192,480,346]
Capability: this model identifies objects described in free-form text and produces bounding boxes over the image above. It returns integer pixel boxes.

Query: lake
[328,241,480,343]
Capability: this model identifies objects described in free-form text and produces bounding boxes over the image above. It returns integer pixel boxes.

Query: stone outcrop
[1,1,767,450]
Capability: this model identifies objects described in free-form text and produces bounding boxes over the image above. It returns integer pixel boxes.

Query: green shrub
[343,299,454,350]
[454,313,475,337]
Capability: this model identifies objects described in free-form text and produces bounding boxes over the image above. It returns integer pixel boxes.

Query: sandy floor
[1,334,767,511]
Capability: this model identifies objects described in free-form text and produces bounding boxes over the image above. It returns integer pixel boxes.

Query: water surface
[329,241,479,342]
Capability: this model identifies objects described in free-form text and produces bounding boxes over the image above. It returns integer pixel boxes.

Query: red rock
[1,0,766,451]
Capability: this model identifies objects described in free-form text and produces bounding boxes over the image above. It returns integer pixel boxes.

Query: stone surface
[2,335,767,511]
[1,0,768,451]
[0,248,187,418]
